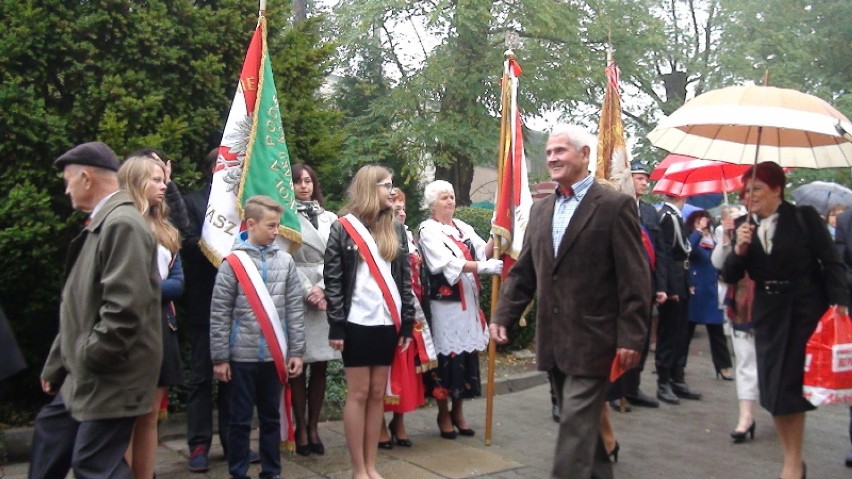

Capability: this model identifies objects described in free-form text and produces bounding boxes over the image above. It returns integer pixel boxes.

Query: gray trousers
[550,369,612,479]
[28,394,136,479]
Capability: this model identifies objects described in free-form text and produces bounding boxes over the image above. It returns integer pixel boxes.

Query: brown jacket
[493,182,650,376]
[42,191,162,421]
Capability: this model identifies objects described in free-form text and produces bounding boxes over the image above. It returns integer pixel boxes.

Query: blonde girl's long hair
[341,165,398,260]
[118,155,180,254]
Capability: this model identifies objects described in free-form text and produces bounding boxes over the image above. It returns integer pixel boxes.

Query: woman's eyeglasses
[377,182,394,191]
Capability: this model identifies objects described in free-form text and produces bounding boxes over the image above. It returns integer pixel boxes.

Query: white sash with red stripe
[338,215,402,324]
[338,214,405,402]
[225,251,289,383]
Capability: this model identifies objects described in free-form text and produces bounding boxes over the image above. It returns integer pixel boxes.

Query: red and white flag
[490,56,532,276]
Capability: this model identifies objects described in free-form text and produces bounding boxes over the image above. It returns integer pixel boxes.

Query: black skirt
[753,282,825,415]
[341,323,397,367]
[158,311,183,387]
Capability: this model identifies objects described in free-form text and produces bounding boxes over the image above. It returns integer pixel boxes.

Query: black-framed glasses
[377,182,393,191]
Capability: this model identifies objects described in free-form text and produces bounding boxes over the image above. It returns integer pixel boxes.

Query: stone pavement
[3,329,851,478]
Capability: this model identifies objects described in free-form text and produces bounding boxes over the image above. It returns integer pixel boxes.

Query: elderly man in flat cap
[29,142,162,479]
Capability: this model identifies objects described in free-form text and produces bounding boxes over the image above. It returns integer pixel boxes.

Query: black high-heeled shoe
[452,419,475,437]
[782,461,806,479]
[378,439,394,449]
[607,442,620,463]
[307,428,325,455]
[437,418,457,439]
[389,418,413,447]
[716,368,735,381]
[309,440,325,455]
[294,428,311,456]
[730,421,755,443]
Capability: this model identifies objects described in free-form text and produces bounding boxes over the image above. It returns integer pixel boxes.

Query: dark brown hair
[292,163,324,207]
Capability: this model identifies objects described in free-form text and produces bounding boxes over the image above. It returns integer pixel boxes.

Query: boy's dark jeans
[227,361,282,479]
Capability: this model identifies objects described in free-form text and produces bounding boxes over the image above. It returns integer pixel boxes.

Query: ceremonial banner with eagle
[201,13,301,264]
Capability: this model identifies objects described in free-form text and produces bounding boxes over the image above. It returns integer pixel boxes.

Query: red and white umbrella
[650,154,751,197]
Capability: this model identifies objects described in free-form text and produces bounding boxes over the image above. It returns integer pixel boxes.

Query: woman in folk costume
[418,180,503,439]
[289,164,340,456]
[378,188,438,449]
[118,154,185,479]
[324,165,415,479]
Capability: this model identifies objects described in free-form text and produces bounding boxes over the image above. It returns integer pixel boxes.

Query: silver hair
[549,124,595,152]
[423,180,455,207]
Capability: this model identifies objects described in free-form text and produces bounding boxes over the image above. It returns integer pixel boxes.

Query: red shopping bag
[803,305,852,405]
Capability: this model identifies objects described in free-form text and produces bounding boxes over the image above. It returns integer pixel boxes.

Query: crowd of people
[29,142,504,479]
[26,125,852,479]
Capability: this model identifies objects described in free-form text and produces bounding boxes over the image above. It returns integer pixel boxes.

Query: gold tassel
[280,439,295,453]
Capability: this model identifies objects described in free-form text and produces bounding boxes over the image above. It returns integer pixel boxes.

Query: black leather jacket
[323,219,415,341]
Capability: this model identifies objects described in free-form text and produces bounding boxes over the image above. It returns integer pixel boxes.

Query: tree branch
[688,0,700,61]
[380,21,410,82]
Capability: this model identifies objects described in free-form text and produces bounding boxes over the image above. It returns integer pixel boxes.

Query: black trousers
[655,297,690,383]
[186,321,231,452]
[28,394,136,479]
[687,322,733,371]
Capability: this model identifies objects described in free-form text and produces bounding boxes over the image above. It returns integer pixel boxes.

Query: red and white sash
[224,250,297,451]
[224,251,290,383]
[338,214,406,402]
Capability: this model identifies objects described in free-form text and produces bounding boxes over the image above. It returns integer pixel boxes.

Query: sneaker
[249,449,261,464]
[188,446,209,472]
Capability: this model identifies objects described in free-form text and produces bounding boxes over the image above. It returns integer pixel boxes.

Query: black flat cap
[54,142,120,172]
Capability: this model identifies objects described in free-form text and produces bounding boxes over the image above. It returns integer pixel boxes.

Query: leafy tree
[329,0,852,197]
[268,8,345,195]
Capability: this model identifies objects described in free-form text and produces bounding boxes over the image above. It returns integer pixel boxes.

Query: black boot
[671,367,702,400]
[656,367,679,405]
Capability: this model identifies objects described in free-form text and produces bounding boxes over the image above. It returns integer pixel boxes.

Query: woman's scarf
[297,200,323,229]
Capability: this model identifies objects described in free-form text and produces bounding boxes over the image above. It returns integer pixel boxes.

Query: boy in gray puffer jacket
[210,195,305,479]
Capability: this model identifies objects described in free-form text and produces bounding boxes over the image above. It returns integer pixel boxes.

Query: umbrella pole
[746,125,764,224]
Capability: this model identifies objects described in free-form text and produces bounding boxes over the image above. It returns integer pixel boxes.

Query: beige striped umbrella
[647,85,852,168]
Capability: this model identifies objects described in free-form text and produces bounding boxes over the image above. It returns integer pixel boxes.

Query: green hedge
[453,207,536,351]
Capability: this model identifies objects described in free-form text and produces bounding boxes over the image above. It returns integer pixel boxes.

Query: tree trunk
[432,0,491,206]
[293,0,307,22]
[434,152,475,206]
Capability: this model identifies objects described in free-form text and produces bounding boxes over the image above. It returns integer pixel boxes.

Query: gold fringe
[280,439,295,453]
[200,239,225,267]
[157,409,168,422]
[383,396,400,406]
[415,359,439,373]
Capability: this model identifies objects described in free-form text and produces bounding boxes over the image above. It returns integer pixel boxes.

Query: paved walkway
[3,329,851,478]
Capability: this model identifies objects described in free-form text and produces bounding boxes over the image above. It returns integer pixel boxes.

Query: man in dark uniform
[608,162,667,410]
[655,193,702,404]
